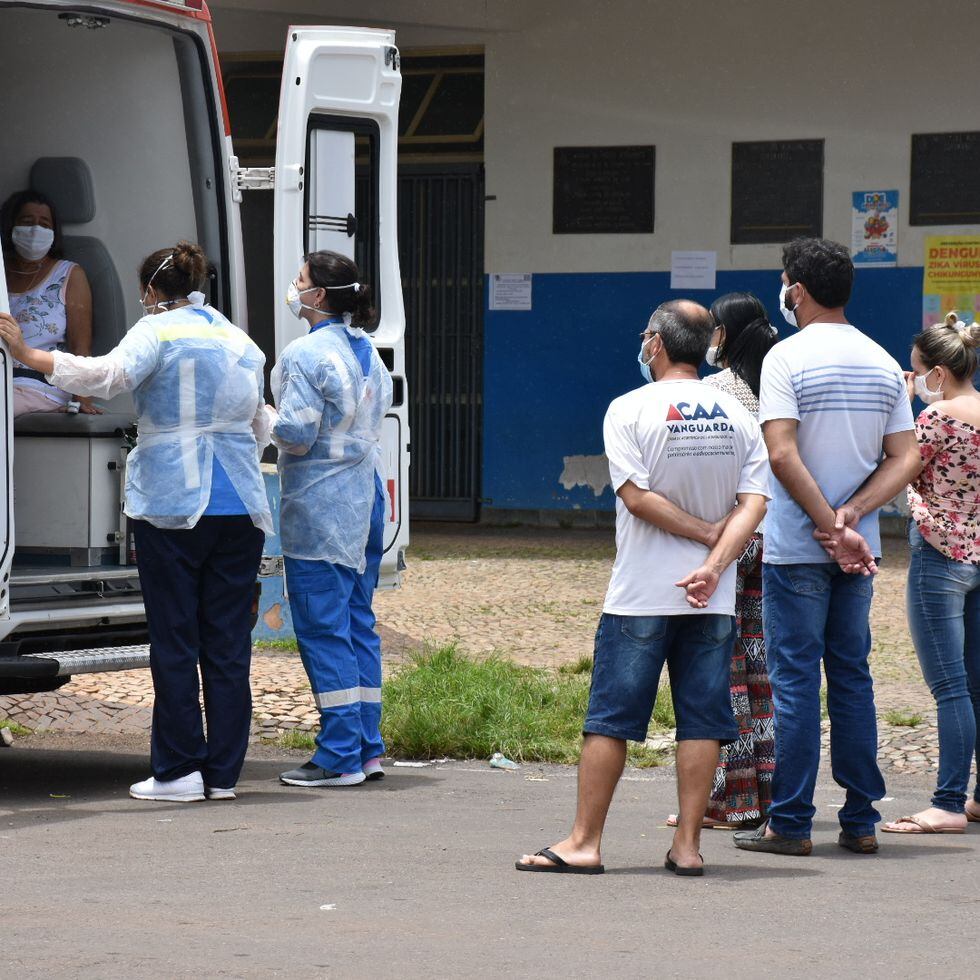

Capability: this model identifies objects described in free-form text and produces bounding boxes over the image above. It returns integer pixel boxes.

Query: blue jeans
[907,523,980,813]
[763,562,885,839]
[585,613,738,744]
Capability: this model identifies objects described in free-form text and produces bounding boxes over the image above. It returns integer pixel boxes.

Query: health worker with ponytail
[0,241,272,803]
[268,251,393,788]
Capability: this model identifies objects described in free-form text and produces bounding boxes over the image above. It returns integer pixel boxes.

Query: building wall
[211,0,980,514]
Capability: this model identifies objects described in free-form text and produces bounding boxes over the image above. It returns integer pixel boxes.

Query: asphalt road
[1,735,976,979]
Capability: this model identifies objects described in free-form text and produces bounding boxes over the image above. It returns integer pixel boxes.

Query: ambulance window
[305,117,380,329]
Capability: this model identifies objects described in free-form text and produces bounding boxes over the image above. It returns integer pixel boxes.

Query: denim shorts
[584,613,738,744]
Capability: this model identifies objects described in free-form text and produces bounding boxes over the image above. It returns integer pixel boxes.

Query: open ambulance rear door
[272,27,408,587]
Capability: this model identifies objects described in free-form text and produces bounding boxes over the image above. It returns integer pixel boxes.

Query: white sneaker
[129,772,206,802]
[205,786,237,801]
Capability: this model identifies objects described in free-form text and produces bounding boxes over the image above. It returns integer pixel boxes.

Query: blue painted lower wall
[483,266,923,513]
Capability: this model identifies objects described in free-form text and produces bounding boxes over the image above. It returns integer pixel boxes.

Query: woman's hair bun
[960,321,980,350]
[171,240,208,283]
[139,240,210,298]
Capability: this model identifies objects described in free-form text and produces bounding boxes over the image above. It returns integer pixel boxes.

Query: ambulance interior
[0,5,228,639]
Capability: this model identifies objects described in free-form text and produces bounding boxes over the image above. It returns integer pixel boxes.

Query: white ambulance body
[0,0,409,695]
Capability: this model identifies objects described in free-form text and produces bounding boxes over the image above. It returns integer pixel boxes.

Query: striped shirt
[759,322,913,564]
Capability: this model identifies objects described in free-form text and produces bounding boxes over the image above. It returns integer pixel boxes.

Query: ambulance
[0,0,409,695]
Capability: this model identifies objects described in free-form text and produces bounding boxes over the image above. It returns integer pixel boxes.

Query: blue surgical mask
[638,337,655,383]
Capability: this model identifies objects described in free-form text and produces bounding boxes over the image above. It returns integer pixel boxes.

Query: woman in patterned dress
[666,292,778,829]
[882,315,980,834]
[1,189,98,415]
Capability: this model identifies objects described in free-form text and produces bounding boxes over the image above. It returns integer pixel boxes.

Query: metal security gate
[398,165,484,520]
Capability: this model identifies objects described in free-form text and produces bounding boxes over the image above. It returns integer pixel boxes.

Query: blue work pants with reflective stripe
[285,477,386,775]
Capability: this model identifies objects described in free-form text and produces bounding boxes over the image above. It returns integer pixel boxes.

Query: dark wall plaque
[553,145,655,234]
[731,139,824,244]
[910,131,980,225]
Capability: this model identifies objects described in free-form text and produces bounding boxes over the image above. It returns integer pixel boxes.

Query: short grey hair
[646,300,714,367]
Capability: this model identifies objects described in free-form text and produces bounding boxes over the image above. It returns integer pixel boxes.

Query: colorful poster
[851,190,898,266]
[922,236,980,329]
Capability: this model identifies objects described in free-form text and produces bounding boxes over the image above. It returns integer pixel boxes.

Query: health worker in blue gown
[0,241,273,803]
[267,250,393,788]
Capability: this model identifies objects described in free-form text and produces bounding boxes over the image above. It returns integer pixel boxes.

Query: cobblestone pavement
[2,525,972,782]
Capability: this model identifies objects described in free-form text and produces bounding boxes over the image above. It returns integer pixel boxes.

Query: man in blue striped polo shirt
[734,238,920,857]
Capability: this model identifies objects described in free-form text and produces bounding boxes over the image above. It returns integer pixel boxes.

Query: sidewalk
[1,735,976,979]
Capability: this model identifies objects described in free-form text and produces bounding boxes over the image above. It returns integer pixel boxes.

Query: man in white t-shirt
[733,238,920,859]
[516,300,769,877]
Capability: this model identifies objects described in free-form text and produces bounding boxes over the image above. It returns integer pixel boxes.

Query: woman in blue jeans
[884,314,980,833]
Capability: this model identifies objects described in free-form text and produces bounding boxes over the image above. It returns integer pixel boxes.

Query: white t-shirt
[602,379,771,617]
[758,322,914,564]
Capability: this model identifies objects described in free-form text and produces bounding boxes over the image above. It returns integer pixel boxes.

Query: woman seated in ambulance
[1,189,100,415]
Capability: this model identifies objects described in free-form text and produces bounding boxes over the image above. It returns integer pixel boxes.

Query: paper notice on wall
[922,235,980,329]
[670,251,716,290]
[851,190,898,266]
[490,273,533,311]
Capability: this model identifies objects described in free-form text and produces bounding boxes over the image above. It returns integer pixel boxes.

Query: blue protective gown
[271,318,393,774]
[47,298,273,533]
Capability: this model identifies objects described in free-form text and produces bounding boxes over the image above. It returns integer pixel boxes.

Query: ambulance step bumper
[0,644,151,678]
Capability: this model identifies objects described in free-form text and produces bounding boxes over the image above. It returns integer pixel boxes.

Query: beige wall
[211,0,980,274]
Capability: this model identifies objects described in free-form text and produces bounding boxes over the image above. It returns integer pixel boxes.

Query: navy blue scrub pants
[134,516,264,788]
[284,478,386,775]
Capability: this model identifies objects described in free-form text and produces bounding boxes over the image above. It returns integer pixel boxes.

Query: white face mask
[914,367,944,403]
[12,225,54,262]
[705,345,721,367]
[286,280,321,319]
[779,281,800,328]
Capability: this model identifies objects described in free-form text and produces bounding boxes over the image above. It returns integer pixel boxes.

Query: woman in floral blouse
[883,313,980,834]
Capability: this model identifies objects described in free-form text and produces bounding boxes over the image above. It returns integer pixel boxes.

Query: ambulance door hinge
[230,155,275,202]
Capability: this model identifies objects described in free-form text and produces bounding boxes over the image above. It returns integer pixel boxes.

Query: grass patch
[883,708,924,727]
[381,645,669,767]
[254,639,299,652]
[274,729,316,751]
[0,719,32,736]
[558,655,594,676]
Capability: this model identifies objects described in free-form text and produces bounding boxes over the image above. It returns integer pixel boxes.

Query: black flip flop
[515,847,604,875]
[664,850,704,877]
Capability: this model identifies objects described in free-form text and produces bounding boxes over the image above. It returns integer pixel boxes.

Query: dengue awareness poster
[851,190,898,266]
[921,235,980,329]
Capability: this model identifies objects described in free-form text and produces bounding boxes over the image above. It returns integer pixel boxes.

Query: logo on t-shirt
[665,401,731,431]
